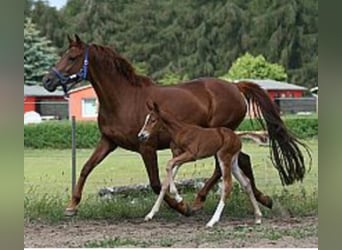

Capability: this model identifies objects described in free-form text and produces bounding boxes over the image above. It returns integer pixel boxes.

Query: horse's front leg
[139,146,192,216]
[65,136,116,216]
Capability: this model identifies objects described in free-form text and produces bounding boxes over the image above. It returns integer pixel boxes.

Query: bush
[237,116,317,139]
[24,121,100,149]
[24,116,317,149]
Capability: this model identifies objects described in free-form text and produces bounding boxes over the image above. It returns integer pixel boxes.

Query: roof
[310,86,318,93]
[24,85,65,97]
[237,79,307,91]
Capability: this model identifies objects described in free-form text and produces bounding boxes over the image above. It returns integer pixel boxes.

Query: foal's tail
[237,131,269,146]
[236,81,312,185]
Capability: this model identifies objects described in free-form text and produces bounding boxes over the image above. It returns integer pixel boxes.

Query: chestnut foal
[138,102,262,227]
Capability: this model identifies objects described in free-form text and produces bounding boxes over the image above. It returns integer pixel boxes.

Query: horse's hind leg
[65,136,116,216]
[232,156,262,224]
[238,152,273,209]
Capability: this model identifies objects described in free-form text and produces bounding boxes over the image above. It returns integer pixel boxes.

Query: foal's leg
[232,157,262,224]
[192,155,221,211]
[206,152,234,227]
[169,145,183,202]
[144,152,194,220]
[65,136,116,216]
[169,165,184,203]
[193,152,273,211]
[140,146,192,216]
[238,152,273,209]
[144,172,170,221]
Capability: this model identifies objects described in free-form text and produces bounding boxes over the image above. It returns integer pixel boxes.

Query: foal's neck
[160,111,184,138]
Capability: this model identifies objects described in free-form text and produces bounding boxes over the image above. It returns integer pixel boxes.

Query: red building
[66,79,308,120]
[68,85,98,121]
[236,79,309,116]
[24,85,68,120]
[240,79,307,101]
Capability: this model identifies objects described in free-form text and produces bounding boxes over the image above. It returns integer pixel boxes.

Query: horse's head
[42,34,89,97]
[138,100,162,142]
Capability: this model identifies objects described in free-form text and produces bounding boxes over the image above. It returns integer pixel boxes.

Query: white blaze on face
[138,113,151,138]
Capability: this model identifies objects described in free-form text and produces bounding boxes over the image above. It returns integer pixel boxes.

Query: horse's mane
[91,43,154,87]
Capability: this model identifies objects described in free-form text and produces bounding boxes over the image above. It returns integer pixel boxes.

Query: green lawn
[24,139,317,197]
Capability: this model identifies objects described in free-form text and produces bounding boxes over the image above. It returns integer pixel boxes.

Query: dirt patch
[24,216,317,248]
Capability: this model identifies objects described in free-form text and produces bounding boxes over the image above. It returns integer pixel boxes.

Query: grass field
[24,139,317,196]
[24,139,317,224]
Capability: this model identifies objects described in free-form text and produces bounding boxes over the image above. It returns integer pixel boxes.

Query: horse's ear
[67,34,73,44]
[74,34,82,44]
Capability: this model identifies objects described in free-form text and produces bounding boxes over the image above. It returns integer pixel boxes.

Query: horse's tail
[236,81,312,185]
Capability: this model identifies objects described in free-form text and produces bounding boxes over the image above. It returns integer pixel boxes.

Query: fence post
[71,116,76,194]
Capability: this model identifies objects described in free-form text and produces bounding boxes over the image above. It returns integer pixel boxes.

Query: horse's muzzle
[42,74,58,92]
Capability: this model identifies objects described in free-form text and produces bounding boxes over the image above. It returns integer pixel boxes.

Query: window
[81,98,97,117]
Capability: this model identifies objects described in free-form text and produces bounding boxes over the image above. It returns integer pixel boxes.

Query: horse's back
[178,77,247,129]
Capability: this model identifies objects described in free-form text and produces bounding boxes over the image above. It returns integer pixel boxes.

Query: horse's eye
[68,56,76,62]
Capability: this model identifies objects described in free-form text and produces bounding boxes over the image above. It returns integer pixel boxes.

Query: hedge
[24,116,317,149]
[24,121,100,149]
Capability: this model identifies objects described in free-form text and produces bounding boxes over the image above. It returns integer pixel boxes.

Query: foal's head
[137,101,162,142]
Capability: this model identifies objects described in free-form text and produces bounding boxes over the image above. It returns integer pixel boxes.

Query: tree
[24,18,58,85]
[29,0,317,87]
[222,52,287,81]
[158,72,188,85]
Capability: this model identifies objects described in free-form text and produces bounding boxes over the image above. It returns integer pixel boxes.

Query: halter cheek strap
[52,46,89,98]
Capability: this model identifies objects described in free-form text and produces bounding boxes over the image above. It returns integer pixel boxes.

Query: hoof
[255,218,262,225]
[259,195,273,209]
[264,196,273,209]
[64,208,77,217]
[191,203,204,213]
[205,221,216,228]
[182,203,193,217]
[144,214,153,221]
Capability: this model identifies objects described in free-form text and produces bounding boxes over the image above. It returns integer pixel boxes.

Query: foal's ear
[74,34,82,44]
[146,100,154,111]
[152,102,160,113]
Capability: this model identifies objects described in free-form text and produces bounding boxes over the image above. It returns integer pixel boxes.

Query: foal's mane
[90,43,154,87]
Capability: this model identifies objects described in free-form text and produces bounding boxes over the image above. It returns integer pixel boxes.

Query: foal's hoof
[264,196,273,209]
[64,208,77,217]
[255,219,262,225]
[144,214,153,221]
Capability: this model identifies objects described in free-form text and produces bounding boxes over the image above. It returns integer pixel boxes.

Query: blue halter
[52,46,89,98]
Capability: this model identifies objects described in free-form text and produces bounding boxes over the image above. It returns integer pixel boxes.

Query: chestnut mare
[138,101,262,227]
[42,35,310,217]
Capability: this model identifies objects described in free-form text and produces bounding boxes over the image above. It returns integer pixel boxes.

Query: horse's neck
[88,65,137,113]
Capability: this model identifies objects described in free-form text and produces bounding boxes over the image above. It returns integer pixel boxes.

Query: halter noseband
[52,46,89,98]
